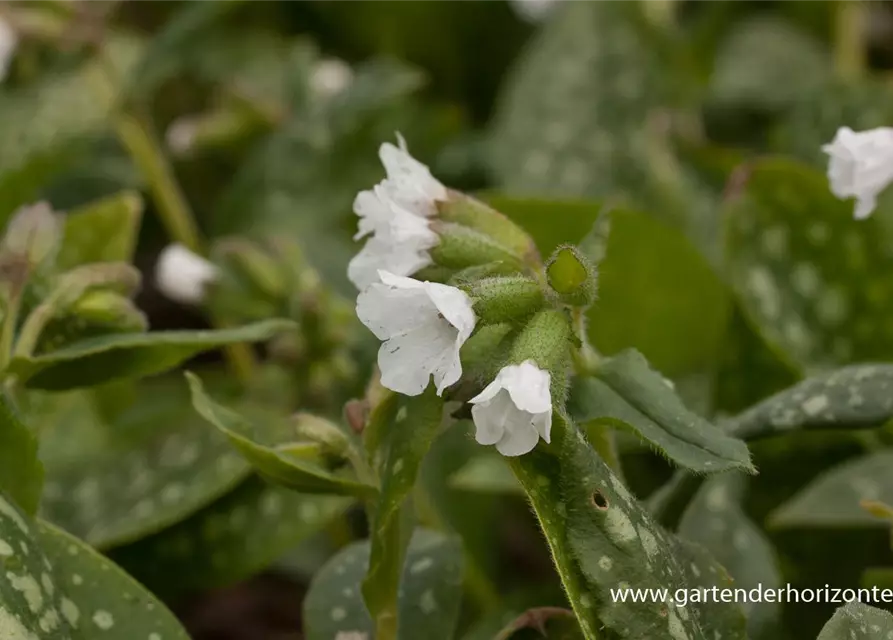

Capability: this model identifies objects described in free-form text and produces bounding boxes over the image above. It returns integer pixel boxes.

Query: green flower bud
[291,412,352,459]
[429,222,525,271]
[546,245,598,308]
[213,238,288,301]
[2,202,61,269]
[437,192,539,265]
[462,275,545,325]
[70,290,148,332]
[459,322,515,384]
[509,308,574,403]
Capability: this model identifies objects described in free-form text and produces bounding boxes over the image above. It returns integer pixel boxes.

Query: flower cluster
[352,136,584,457]
[824,126,893,220]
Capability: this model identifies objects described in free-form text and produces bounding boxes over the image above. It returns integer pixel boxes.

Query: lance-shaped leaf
[769,452,893,529]
[37,520,190,640]
[40,421,249,550]
[187,373,375,497]
[304,529,464,640]
[817,602,893,639]
[10,319,294,390]
[725,158,893,369]
[110,477,350,599]
[362,388,445,637]
[569,349,753,474]
[0,393,43,515]
[509,412,747,640]
[728,364,893,440]
[678,474,783,638]
[56,192,143,270]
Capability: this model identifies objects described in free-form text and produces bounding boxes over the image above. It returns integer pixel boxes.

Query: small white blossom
[311,58,353,98]
[823,126,893,219]
[0,16,18,82]
[510,0,562,22]
[155,243,218,305]
[470,361,552,457]
[165,118,199,155]
[356,270,476,397]
[348,135,445,289]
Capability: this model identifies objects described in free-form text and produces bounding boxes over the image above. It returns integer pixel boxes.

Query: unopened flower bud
[70,290,148,332]
[2,202,61,268]
[213,238,287,301]
[546,245,598,308]
[291,412,352,459]
[462,275,545,325]
[437,193,538,265]
[429,222,525,271]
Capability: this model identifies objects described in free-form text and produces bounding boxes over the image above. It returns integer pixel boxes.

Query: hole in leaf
[590,490,609,510]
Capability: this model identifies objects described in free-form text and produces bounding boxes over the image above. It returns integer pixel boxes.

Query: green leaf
[186,373,376,497]
[769,451,893,529]
[727,364,893,440]
[10,319,294,390]
[37,520,190,640]
[0,394,43,515]
[303,529,464,640]
[110,477,350,599]
[816,602,893,639]
[363,388,445,637]
[0,492,72,638]
[450,454,522,495]
[707,16,829,113]
[56,192,143,270]
[40,419,248,550]
[678,474,782,638]
[490,201,728,377]
[570,350,753,474]
[724,158,893,369]
[509,412,747,640]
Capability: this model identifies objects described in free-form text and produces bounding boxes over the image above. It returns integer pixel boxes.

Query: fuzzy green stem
[835,0,866,80]
[0,285,23,373]
[570,308,599,375]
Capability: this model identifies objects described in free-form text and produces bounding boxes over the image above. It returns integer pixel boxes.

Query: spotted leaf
[728,364,893,440]
[186,373,375,497]
[508,412,747,640]
[56,192,143,270]
[569,350,753,474]
[724,158,893,370]
[0,393,43,515]
[110,477,350,599]
[769,451,893,529]
[816,602,893,639]
[37,521,189,640]
[303,529,464,640]
[678,474,783,638]
[10,320,294,390]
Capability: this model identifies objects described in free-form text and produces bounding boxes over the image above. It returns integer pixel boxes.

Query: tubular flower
[155,243,219,305]
[823,126,893,219]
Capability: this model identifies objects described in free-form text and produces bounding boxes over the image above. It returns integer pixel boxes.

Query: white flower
[470,361,552,457]
[352,185,436,243]
[165,118,199,155]
[823,126,893,219]
[348,236,435,291]
[311,58,353,98]
[510,0,562,22]
[155,243,219,305]
[356,270,476,396]
[378,134,447,218]
[0,16,18,82]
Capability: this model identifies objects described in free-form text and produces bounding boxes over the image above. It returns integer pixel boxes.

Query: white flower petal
[470,362,553,456]
[347,237,433,290]
[378,134,447,216]
[823,125,893,219]
[155,243,218,305]
[311,58,353,98]
[356,271,476,397]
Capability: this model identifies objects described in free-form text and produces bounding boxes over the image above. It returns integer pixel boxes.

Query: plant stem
[570,308,599,375]
[0,283,23,373]
[835,0,866,81]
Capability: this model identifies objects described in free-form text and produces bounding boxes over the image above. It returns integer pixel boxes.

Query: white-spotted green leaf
[40,422,248,550]
[362,388,445,636]
[37,520,189,640]
[10,319,294,390]
[769,452,893,529]
[508,412,747,640]
[724,158,893,369]
[304,529,464,640]
[816,602,893,639]
[0,492,72,638]
[56,192,143,270]
[450,454,522,495]
[569,349,753,474]
[186,373,376,497]
[109,477,350,599]
[678,474,783,638]
[0,394,43,515]
[728,364,893,440]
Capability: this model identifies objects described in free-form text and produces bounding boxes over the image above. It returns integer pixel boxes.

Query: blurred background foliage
[4,0,893,638]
